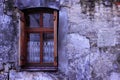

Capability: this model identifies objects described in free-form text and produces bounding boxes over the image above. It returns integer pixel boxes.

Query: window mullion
[40,13,43,64]
[40,33,43,64]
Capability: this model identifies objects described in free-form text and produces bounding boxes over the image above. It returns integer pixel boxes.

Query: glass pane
[43,13,54,28]
[43,33,54,63]
[27,14,40,28]
[27,33,40,63]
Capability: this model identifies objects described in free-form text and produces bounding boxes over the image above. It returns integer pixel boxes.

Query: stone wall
[0,0,120,80]
[63,0,120,80]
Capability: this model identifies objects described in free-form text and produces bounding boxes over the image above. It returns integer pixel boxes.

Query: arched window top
[21,7,59,14]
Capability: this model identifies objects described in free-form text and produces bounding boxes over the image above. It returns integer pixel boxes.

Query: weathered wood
[53,11,58,67]
[26,28,54,33]
[19,12,27,66]
[40,13,43,64]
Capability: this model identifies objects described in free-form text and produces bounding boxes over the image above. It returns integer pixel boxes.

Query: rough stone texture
[0,73,8,80]
[66,33,90,80]
[0,0,19,63]
[110,72,120,80]
[62,0,120,80]
[97,28,116,47]
[0,0,120,80]
[0,62,3,71]
[9,70,58,80]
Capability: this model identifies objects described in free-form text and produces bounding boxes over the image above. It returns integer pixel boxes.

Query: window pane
[27,33,40,63]
[43,13,54,28]
[43,33,54,63]
[27,14,40,28]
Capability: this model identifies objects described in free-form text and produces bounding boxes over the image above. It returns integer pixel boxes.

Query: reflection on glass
[27,13,54,28]
[27,33,40,63]
[43,13,54,28]
[29,14,40,27]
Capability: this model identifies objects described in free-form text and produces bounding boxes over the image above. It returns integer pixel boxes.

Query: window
[19,7,58,71]
[115,0,120,5]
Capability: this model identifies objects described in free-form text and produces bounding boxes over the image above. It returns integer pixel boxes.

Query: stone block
[0,73,8,80]
[97,28,116,47]
[0,62,3,71]
[68,71,76,80]
[67,33,90,50]
[4,63,11,72]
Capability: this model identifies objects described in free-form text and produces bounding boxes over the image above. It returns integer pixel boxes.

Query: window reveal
[19,8,58,71]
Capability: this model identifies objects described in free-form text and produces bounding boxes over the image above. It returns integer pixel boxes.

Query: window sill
[20,66,58,72]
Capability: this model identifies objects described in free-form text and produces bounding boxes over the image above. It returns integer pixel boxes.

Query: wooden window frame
[19,7,58,71]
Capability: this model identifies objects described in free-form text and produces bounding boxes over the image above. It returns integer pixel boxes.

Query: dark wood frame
[19,7,58,71]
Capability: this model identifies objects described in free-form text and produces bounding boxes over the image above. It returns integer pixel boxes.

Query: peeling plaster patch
[67,33,90,50]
